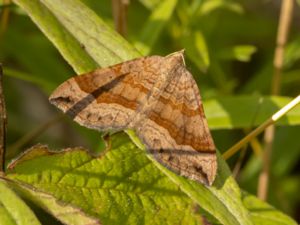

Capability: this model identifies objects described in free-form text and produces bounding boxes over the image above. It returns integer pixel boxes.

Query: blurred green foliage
[0,0,300,223]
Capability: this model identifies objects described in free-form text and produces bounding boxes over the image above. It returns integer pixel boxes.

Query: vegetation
[0,0,299,224]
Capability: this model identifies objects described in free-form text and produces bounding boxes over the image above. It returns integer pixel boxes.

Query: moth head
[165,50,186,67]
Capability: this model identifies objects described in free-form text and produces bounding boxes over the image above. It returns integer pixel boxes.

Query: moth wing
[49,56,163,131]
[136,68,217,185]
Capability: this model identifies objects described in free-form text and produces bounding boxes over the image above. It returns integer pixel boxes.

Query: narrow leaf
[40,0,140,67]
[183,31,210,72]
[13,0,98,74]
[0,179,41,225]
[217,45,257,62]
[283,36,300,69]
[199,0,244,15]
[242,192,297,225]
[134,0,178,55]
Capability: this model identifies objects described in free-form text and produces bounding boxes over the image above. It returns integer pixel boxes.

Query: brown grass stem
[0,0,11,38]
[258,0,294,201]
[112,0,130,36]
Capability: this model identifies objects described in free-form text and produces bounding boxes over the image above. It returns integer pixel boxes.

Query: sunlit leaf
[139,0,161,9]
[7,132,253,225]
[0,179,41,225]
[183,31,210,72]
[7,136,204,225]
[242,192,297,225]
[199,0,244,15]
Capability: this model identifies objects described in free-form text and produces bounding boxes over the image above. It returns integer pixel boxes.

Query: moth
[49,51,217,185]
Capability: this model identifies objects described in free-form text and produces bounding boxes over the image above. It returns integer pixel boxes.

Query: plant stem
[258,0,294,201]
[112,0,130,36]
[0,65,7,172]
[0,0,11,38]
[223,95,300,160]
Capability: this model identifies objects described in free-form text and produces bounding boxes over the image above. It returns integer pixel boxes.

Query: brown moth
[49,51,217,185]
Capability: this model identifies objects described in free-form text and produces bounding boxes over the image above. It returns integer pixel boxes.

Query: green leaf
[242,192,297,225]
[240,61,273,94]
[204,95,300,129]
[283,36,300,69]
[139,0,161,9]
[140,147,253,225]
[7,136,204,225]
[13,0,98,74]
[134,0,178,55]
[13,0,139,75]
[199,0,244,16]
[6,133,254,225]
[39,0,140,67]
[183,31,210,72]
[0,179,41,225]
[126,129,254,225]
[7,178,101,225]
[241,38,300,94]
[218,45,257,62]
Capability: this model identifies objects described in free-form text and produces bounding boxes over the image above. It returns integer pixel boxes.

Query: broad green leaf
[217,45,257,62]
[204,95,300,129]
[134,0,178,55]
[0,179,41,225]
[7,178,101,225]
[242,192,297,225]
[133,142,253,225]
[7,135,204,225]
